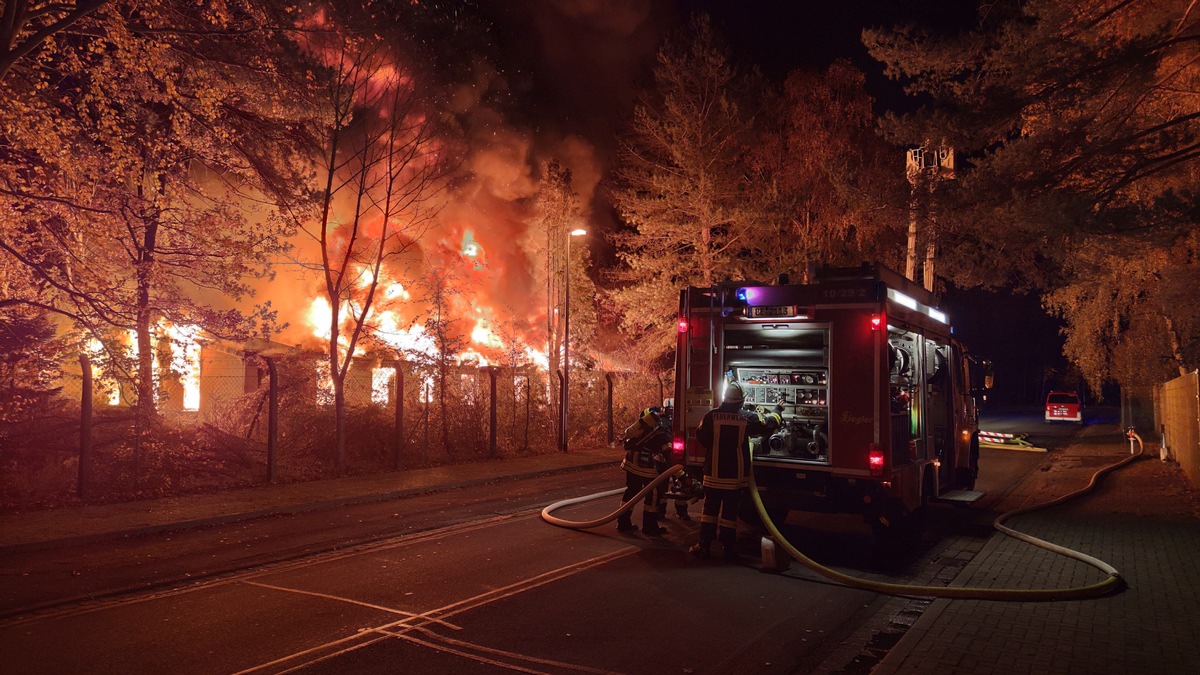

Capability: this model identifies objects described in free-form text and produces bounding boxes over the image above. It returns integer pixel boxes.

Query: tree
[532,159,597,440]
[1,0,315,421]
[748,60,908,281]
[410,265,466,457]
[303,31,452,473]
[606,14,761,362]
[865,0,1200,391]
[0,0,111,83]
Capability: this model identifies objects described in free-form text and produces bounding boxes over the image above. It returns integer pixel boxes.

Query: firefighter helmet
[724,381,745,405]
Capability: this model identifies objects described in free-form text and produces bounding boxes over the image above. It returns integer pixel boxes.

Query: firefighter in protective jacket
[618,406,671,535]
[689,381,781,560]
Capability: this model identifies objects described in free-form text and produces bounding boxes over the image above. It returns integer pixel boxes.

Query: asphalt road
[0,411,1063,674]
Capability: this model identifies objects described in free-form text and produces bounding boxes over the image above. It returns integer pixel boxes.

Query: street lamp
[561,227,587,452]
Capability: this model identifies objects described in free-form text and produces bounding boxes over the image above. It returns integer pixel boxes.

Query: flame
[454,348,489,367]
[470,316,503,350]
[164,323,201,411]
[87,338,122,406]
[374,310,437,358]
[384,282,410,301]
[307,296,334,342]
[315,359,334,406]
[524,347,550,371]
[371,366,394,405]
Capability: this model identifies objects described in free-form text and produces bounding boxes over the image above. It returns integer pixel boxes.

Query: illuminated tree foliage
[1,0,316,417]
[866,0,1200,391]
[749,59,908,282]
[0,0,111,83]
[608,16,908,365]
[607,14,762,361]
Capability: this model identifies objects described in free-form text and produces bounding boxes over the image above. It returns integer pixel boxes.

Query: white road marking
[240,580,461,630]
[236,546,639,674]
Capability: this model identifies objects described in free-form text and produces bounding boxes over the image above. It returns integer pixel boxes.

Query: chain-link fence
[0,349,668,511]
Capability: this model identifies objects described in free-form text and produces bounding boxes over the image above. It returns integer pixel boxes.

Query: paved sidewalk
[0,447,617,553]
[873,424,1200,675]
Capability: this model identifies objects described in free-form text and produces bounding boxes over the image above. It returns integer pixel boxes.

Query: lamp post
[561,227,587,452]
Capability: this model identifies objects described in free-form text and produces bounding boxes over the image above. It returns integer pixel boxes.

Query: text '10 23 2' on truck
[671,264,994,538]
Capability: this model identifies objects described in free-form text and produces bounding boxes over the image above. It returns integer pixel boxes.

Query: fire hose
[540,465,685,529]
[541,432,1146,601]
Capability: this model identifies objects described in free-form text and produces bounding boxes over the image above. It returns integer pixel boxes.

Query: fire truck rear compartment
[724,324,831,466]
[752,466,883,515]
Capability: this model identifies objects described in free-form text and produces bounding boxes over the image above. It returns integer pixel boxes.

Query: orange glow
[164,323,201,411]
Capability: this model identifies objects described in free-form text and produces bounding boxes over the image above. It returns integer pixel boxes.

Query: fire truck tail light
[671,436,686,461]
[678,318,688,332]
[868,446,884,476]
[870,314,882,331]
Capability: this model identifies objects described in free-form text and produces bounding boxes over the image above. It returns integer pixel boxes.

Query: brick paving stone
[874,423,1200,675]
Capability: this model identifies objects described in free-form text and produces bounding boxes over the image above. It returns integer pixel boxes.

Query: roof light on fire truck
[736,287,748,302]
[888,289,918,310]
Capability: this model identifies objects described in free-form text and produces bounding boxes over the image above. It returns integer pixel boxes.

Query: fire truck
[670,264,992,535]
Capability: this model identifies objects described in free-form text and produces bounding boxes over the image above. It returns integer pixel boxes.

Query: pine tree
[865,0,1200,391]
[607,14,760,362]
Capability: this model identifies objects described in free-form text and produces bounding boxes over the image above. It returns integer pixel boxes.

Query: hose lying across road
[540,465,685,530]
[541,434,1146,601]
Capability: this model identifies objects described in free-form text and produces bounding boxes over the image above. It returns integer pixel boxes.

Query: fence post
[524,368,532,452]
[264,356,278,484]
[78,354,93,501]
[394,362,405,470]
[487,366,498,458]
[606,372,616,445]
[556,370,566,452]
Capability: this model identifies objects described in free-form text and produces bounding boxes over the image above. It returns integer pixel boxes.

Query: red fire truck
[670,264,992,535]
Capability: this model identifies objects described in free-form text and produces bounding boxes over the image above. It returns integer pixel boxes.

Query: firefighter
[689,381,781,561]
[617,406,671,535]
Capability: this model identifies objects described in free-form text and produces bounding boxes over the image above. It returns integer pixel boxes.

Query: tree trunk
[135,221,158,418]
[439,362,450,456]
[334,379,346,474]
[1164,316,1188,377]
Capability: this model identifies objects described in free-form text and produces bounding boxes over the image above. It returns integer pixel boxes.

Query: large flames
[302,262,551,371]
[87,322,202,412]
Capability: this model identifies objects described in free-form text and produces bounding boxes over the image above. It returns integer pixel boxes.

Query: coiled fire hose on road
[542,432,1146,601]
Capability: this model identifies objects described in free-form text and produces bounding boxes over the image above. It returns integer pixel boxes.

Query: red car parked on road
[1045,391,1083,423]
